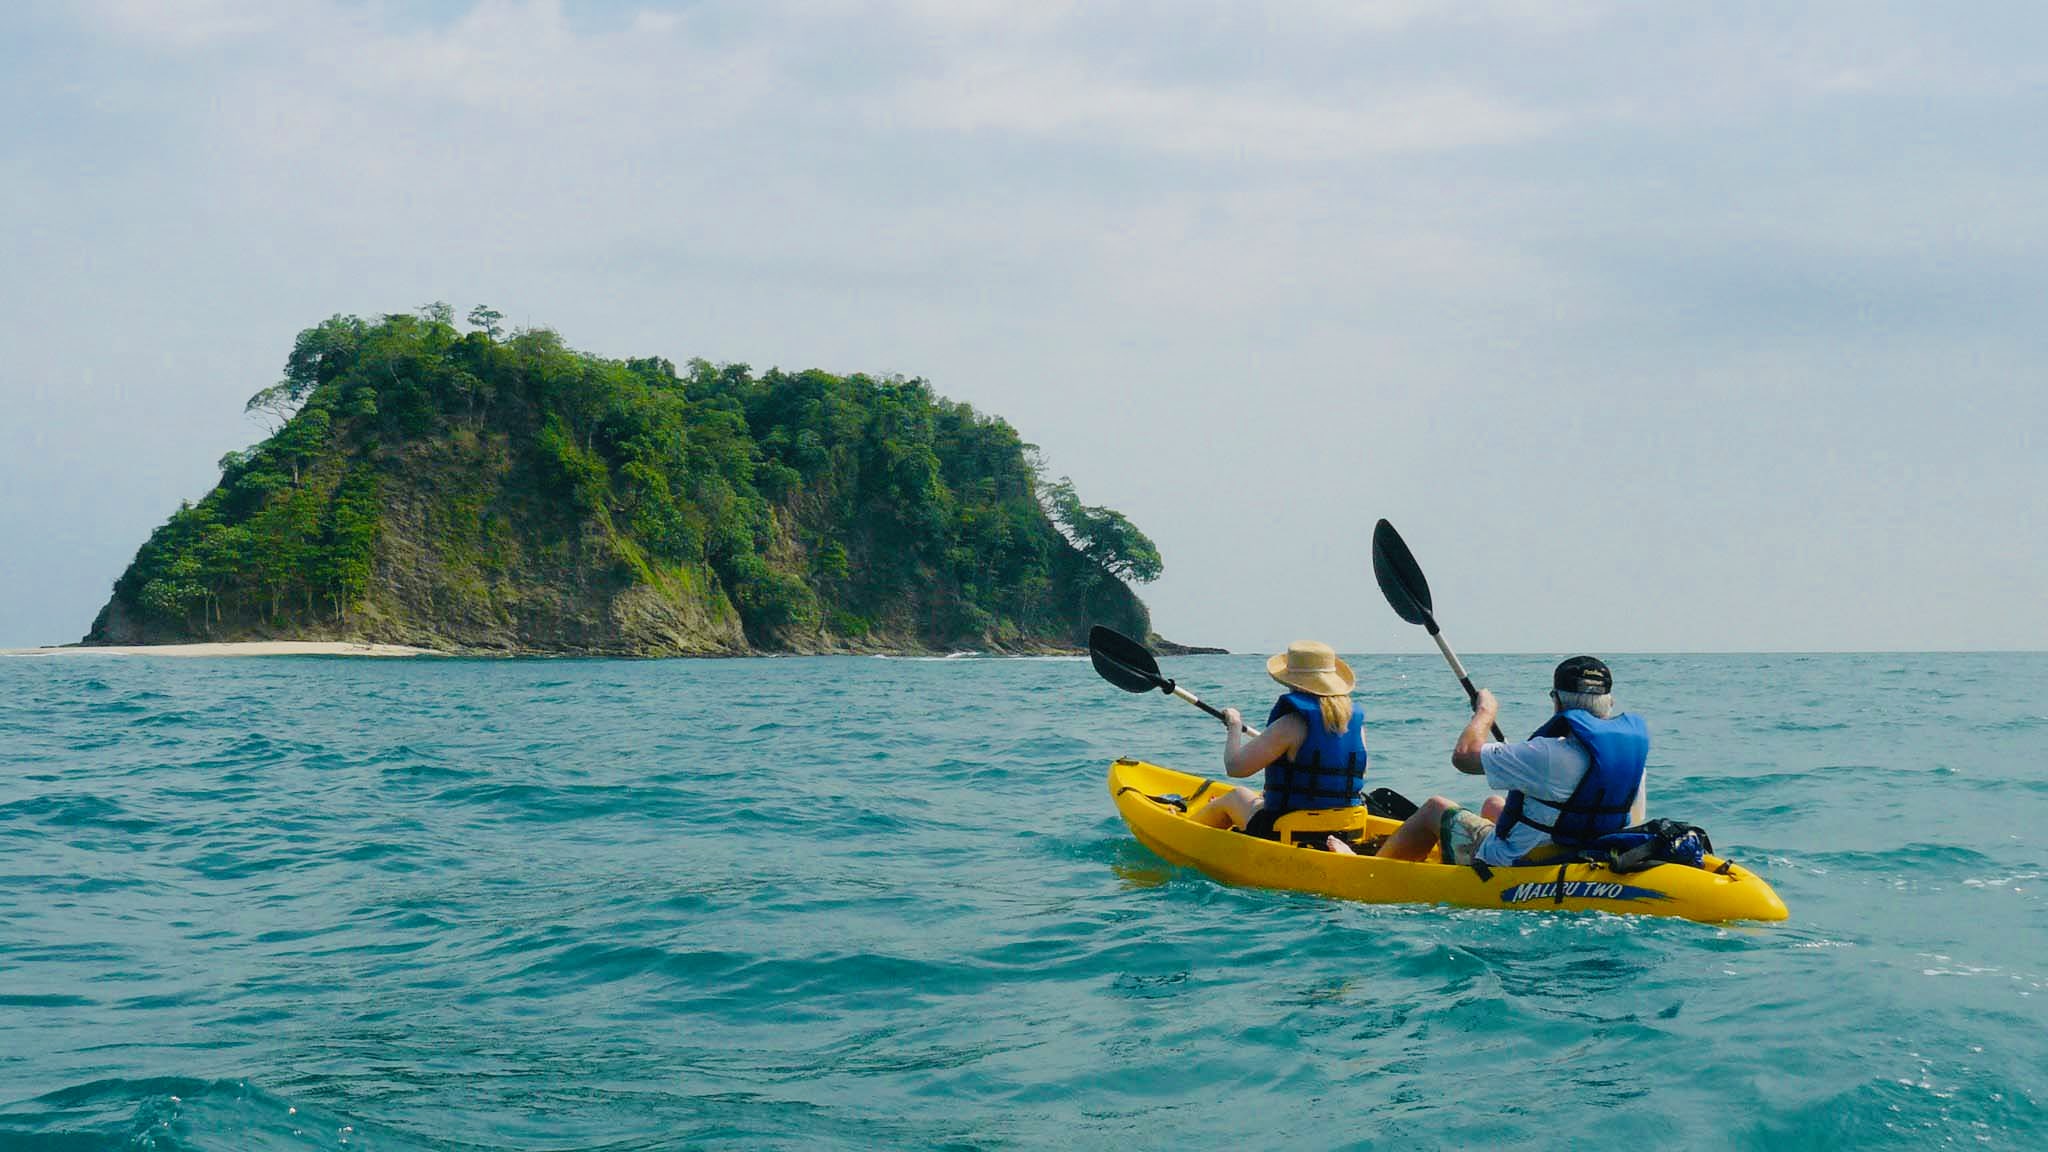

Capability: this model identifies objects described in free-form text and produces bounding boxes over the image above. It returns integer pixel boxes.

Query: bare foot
[1325,835,1357,856]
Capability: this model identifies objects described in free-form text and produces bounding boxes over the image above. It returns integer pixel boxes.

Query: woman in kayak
[1190,640,1368,838]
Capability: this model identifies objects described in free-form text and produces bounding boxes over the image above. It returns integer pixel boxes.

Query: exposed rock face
[86,312,1155,656]
[85,598,150,646]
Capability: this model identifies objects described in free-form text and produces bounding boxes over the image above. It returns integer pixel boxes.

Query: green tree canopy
[101,310,1158,650]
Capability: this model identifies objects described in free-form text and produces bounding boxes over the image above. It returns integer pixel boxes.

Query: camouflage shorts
[1438,805,1494,866]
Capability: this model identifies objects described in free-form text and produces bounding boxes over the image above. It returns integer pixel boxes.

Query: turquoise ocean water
[0,651,2043,1150]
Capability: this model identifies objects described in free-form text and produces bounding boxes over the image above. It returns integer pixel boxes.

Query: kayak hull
[1109,759,1788,923]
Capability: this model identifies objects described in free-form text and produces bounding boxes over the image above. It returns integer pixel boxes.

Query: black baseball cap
[1553,656,1613,695]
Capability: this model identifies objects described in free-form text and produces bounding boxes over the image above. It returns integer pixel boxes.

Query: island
[85,306,1203,657]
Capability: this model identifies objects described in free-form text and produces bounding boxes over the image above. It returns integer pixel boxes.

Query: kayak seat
[1267,808,1373,849]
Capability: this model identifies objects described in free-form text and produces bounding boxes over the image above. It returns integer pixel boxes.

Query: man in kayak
[1189,640,1369,838]
[1333,656,1648,865]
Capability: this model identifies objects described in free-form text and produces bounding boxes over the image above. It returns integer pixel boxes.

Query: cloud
[889,65,1555,160]
[79,1,1568,163]
[78,0,313,50]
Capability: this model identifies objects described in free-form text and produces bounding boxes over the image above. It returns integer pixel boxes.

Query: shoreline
[5,641,441,658]
[3,637,1233,660]
[3,642,1111,660]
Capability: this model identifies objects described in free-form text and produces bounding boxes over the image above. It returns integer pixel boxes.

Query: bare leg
[1375,796,1456,861]
[1480,795,1505,822]
[1191,786,1261,829]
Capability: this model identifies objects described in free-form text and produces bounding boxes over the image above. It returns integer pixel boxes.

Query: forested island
[86,306,1170,656]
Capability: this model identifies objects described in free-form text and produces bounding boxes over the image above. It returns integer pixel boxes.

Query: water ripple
[0,652,2044,1149]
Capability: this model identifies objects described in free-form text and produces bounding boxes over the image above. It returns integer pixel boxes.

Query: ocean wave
[1807,843,2001,871]
[1739,1069,2044,1149]
[0,792,158,835]
[0,1077,438,1152]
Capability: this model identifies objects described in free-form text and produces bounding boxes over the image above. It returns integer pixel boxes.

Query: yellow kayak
[1109,759,1788,923]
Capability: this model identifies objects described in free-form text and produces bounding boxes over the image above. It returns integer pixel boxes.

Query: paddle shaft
[1421,613,1506,743]
[1168,683,1263,738]
[1093,646,1264,737]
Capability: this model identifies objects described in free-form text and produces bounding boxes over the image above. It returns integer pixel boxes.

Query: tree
[281,315,367,395]
[245,383,303,433]
[1042,477,1163,583]
[269,408,331,487]
[321,468,381,622]
[247,315,372,434]
[139,558,205,628]
[194,522,252,628]
[467,305,504,339]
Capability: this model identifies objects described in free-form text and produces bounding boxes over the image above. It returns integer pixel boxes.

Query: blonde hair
[1318,694,1353,734]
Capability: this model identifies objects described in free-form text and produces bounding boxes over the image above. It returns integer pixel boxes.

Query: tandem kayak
[1109,759,1788,923]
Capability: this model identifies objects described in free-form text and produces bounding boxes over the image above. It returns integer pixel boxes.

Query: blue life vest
[1493,710,1648,851]
[1261,692,1367,812]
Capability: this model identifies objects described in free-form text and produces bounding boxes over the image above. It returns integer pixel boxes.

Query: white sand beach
[4,641,441,658]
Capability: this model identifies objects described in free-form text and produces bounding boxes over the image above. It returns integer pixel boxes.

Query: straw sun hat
[1266,640,1355,697]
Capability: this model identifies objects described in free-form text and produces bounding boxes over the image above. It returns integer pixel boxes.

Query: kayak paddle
[1370,518,1505,743]
[1088,626,1261,736]
[1088,625,1420,821]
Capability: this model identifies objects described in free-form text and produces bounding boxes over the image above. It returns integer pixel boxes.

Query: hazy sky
[3,1,2043,653]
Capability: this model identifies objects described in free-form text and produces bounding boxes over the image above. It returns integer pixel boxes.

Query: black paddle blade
[1371,519,1435,627]
[1088,626,1165,694]
[1367,787,1420,822]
